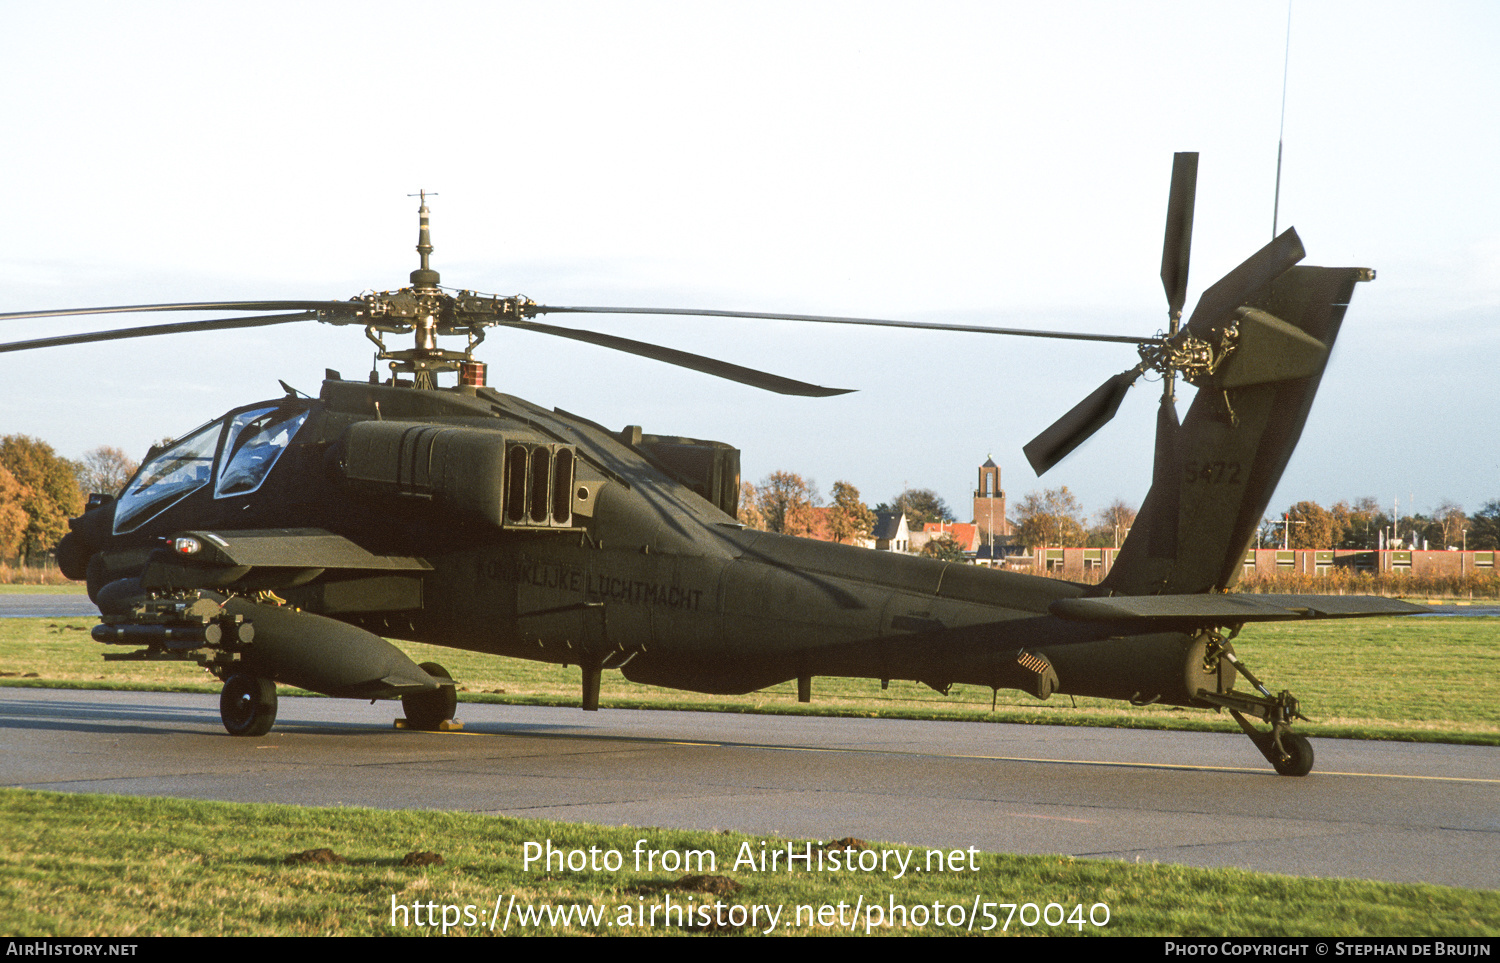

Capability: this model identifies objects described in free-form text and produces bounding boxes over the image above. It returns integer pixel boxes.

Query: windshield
[215,406,309,498]
[113,421,223,534]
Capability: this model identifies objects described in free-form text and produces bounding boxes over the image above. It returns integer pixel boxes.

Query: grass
[0,562,73,586]
[2,615,1496,745]
[2,789,1494,937]
[0,583,88,594]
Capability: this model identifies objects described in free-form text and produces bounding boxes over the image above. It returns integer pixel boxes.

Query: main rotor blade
[498,320,853,397]
[1022,368,1140,475]
[532,305,1145,345]
[1160,152,1198,319]
[1183,227,1305,335]
[0,312,318,354]
[0,300,350,322]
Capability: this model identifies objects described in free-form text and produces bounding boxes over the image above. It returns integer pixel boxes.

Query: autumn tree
[1012,487,1085,549]
[77,446,140,496]
[1280,501,1337,549]
[1088,499,1137,548]
[919,534,966,561]
[0,435,85,560]
[827,481,875,545]
[0,467,29,561]
[1469,500,1500,550]
[758,471,821,536]
[876,488,954,528]
[1333,497,1388,550]
[1407,512,1438,550]
[1435,501,1468,549]
[737,480,767,531]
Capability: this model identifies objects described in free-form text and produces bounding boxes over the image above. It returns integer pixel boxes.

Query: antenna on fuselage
[1272,1,1293,239]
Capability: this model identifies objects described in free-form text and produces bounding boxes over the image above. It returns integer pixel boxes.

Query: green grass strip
[1,789,1494,937]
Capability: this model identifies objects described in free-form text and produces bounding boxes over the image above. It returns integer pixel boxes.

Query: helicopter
[1,154,1423,776]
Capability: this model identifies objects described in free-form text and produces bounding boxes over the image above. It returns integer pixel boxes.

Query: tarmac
[2,687,1495,890]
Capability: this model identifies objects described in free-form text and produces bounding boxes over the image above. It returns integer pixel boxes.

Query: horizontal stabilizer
[1051,593,1427,626]
[1216,307,1328,389]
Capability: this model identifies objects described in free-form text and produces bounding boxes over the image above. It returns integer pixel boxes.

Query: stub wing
[1050,593,1428,627]
[140,528,432,604]
[165,529,431,572]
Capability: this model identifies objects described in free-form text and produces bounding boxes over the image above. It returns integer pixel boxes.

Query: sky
[2,2,1496,526]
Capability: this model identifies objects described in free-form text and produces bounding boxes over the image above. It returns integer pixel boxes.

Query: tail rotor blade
[1161,152,1199,318]
[1184,227,1305,335]
[1023,368,1140,475]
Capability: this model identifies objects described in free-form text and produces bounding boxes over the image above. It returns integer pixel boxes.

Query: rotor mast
[411,190,439,290]
[360,192,499,390]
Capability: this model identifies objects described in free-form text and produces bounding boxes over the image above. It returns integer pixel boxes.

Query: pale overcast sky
[3,2,1496,522]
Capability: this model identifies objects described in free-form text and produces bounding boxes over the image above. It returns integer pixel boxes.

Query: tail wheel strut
[1198,635,1314,776]
[1230,709,1314,777]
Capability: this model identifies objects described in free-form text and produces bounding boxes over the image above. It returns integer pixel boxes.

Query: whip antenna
[1272,0,1293,238]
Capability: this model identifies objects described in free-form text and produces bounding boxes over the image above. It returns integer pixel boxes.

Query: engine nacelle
[340,420,591,529]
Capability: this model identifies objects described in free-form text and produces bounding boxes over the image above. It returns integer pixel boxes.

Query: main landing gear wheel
[403,662,457,731]
[220,674,277,737]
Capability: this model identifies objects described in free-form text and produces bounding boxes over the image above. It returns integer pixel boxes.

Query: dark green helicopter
[1,156,1422,775]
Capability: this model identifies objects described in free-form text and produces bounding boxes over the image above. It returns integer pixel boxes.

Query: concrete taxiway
[1,687,1495,889]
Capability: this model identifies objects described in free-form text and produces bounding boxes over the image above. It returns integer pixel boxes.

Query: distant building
[997,547,1497,580]
[1003,546,1120,577]
[973,457,1009,551]
[1240,548,1497,578]
[870,511,912,553]
[910,520,980,554]
[783,457,1016,562]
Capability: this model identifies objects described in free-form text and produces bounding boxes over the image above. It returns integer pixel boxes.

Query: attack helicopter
[1,155,1423,776]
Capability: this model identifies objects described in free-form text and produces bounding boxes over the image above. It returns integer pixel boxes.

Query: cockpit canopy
[113,403,310,534]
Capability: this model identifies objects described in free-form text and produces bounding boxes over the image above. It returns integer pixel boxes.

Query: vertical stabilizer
[1101,265,1372,596]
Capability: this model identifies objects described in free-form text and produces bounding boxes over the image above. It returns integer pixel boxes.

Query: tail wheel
[403,662,457,731]
[221,674,277,737]
[1271,732,1314,777]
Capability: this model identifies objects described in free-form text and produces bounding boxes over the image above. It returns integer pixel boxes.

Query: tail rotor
[1022,153,1311,543]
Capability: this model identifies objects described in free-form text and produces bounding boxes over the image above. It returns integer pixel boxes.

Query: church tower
[973,457,1009,551]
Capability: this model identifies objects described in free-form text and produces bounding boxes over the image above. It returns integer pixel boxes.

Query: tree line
[1009,487,1137,549]
[1266,498,1500,551]
[738,474,968,559]
[738,474,1500,554]
[1006,489,1500,551]
[738,474,1134,556]
[0,436,138,562]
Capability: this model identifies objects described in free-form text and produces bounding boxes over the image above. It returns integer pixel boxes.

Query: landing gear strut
[1196,635,1314,776]
[1234,719,1314,777]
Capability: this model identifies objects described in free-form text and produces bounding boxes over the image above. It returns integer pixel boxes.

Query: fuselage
[68,377,1207,706]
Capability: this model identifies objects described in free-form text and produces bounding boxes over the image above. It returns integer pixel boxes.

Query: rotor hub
[1137,327,1233,387]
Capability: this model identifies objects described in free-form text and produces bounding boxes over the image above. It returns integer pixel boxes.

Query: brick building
[1001,546,1496,580]
[973,457,1009,554]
